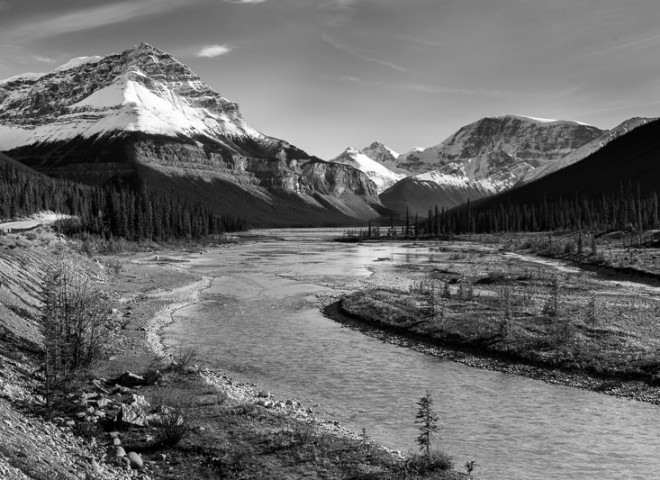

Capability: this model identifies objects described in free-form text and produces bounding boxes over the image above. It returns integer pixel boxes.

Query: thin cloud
[321,33,423,76]
[0,1,10,11]
[585,31,660,57]
[196,44,233,58]
[328,75,566,99]
[33,55,56,64]
[225,0,268,3]
[0,0,193,42]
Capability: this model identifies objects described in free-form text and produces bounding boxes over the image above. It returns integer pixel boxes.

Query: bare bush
[42,253,111,405]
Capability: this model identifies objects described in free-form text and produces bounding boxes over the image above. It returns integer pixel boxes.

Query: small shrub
[156,404,189,447]
[169,347,200,373]
[404,450,454,473]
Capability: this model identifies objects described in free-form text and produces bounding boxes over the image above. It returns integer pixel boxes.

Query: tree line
[0,158,246,240]
[393,182,660,236]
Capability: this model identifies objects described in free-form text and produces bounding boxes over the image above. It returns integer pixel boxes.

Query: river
[164,229,659,480]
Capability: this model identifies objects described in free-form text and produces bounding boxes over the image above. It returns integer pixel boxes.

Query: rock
[117,403,148,427]
[95,398,112,408]
[256,391,271,398]
[129,394,150,408]
[143,370,164,386]
[108,446,126,458]
[112,372,146,388]
[127,452,144,470]
[113,437,122,446]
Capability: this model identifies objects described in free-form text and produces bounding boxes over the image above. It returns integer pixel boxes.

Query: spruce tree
[415,391,440,457]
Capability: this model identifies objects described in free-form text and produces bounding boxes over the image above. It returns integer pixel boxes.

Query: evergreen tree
[415,391,440,457]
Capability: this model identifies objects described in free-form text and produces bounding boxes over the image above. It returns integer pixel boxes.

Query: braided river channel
[165,229,660,480]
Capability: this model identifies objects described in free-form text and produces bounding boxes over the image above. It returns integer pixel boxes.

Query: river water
[165,229,659,480]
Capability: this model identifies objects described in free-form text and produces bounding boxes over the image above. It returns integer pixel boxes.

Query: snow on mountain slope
[0,43,261,150]
[380,169,495,216]
[0,43,385,222]
[330,142,405,192]
[520,117,657,184]
[396,115,605,192]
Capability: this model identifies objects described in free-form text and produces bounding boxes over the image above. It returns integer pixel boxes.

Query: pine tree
[415,391,440,457]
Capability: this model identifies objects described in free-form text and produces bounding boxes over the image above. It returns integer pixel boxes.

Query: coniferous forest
[416,118,660,236]
[0,154,246,241]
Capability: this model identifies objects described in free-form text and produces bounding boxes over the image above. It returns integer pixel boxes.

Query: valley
[1,36,660,480]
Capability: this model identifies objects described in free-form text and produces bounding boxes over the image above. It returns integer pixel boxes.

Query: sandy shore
[142,276,212,358]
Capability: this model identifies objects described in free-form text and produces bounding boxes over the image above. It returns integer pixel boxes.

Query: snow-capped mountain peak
[396,114,605,191]
[0,43,261,150]
[331,142,405,193]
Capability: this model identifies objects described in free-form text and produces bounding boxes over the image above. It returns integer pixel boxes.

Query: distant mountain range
[330,115,655,217]
[1,42,657,228]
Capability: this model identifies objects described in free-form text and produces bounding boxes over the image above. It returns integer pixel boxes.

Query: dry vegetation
[339,234,660,392]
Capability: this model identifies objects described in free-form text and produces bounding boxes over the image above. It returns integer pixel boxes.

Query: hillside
[442,118,660,233]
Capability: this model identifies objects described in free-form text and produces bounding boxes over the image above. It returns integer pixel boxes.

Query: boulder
[127,452,144,470]
[117,403,148,427]
[108,446,126,458]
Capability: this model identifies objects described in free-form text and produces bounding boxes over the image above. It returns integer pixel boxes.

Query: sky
[1,0,659,159]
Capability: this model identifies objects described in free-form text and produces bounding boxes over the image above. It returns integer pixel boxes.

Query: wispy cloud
[0,0,193,42]
[327,75,566,99]
[225,0,268,3]
[33,55,56,64]
[0,1,10,11]
[585,31,660,57]
[321,33,424,76]
[196,44,233,58]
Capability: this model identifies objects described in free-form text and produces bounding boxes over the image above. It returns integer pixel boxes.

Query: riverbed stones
[127,452,143,470]
[108,446,126,459]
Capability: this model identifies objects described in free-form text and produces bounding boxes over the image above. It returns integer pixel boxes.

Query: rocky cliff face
[520,117,656,184]
[0,43,382,222]
[397,115,605,191]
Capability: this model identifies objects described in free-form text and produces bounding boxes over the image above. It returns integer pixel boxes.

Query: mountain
[379,171,495,218]
[444,118,660,233]
[397,115,605,191]
[378,115,604,216]
[330,142,405,193]
[519,117,656,184]
[0,43,383,226]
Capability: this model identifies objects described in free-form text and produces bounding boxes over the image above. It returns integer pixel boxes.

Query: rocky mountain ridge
[520,116,657,184]
[396,115,605,192]
[0,43,383,224]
